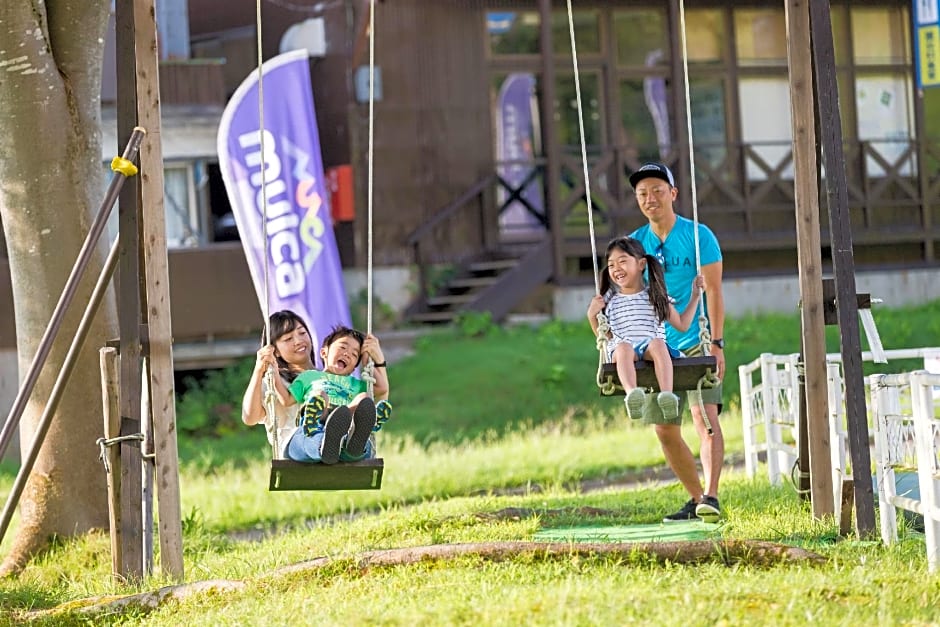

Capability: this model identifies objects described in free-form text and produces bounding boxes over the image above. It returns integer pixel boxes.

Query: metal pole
[0,128,145,460]
[0,237,120,546]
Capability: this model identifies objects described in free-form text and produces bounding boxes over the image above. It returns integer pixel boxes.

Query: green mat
[533,520,720,543]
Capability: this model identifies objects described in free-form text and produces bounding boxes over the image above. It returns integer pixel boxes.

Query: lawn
[1,301,939,624]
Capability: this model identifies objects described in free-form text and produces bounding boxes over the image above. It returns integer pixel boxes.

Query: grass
[2,300,940,624]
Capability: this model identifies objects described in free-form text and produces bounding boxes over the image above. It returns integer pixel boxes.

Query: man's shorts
[640,343,723,426]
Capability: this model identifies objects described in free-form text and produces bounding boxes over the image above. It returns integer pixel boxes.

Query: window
[487,11,540,56]
[552,10,600,56]
[851,7,910,65]
[734,9,787,67]
[685,9,725,64]
[614,9,668,67]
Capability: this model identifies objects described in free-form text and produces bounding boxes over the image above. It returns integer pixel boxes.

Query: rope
[565,0,598,296]
[677,0,720,402]
[96,434,145,474]
[677,0,711,358]
[361,0,377,397]
[255,0,281,457]
[564,1,610,393]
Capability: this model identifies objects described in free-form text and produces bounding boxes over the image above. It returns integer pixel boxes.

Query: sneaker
[656,391,680,421]
[299,395,328,438]
[663,498,699,523]
[346,398,376,458]
[318,406,352,464]
[373,399,393,432]
[624,388,646,420]
[695,495,721,523]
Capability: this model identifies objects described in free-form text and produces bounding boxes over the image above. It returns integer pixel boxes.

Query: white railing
[870,371,940,572]
[740,347,940,485]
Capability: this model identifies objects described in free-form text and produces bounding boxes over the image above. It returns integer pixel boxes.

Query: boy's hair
[599,236,671,323]
[321,324,366,365]
[263,310,312,382]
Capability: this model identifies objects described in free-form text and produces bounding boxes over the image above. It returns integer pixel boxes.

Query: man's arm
[701,260,725,379]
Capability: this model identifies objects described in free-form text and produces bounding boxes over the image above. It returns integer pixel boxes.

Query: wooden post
[785,0,833,517]
[114,0,145,580]
[133,0,185,579]
[99,347,122,579]
[808,0,875,538]
[539,0,563,281]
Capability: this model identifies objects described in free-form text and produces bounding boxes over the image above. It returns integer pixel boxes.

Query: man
[628,162,726,523]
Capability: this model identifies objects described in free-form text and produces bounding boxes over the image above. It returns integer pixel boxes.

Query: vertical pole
[114,0,144,579]
[538,0,563,281]
[99,347,122,579]
[808,0,875,537]
[133,0,185,579]
[785,0,833,517]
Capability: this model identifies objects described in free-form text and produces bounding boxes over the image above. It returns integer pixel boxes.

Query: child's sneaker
[624,388,646,420]
[373,399,393,432]
[318,406,352,464]
[346,398,377,458]
[299,395,328,437]
[656,391,681,421]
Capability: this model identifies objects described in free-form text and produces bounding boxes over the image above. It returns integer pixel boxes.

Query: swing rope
[360,0,377,397]
[251,0,283,457]
[563,1,614,395]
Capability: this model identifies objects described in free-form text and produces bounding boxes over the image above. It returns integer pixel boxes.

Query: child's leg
[646,339,680,421]
[285,429,326,462]
[343,397,376,460]
[613,342,639,390]
[645,338,674,392]
[347,392,370,412]
[614,343,646,419]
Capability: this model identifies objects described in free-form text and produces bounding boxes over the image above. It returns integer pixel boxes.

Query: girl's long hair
[263,310,312,383]
[599,236,671,323]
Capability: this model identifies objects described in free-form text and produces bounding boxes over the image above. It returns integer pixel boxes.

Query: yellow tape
[110,156,138,177]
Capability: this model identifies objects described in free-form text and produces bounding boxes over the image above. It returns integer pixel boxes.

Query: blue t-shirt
[288,370,368,407]
[630,215,722,351]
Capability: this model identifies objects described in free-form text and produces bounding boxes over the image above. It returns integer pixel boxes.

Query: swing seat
[598,356,717,396]
[269,458,384,491]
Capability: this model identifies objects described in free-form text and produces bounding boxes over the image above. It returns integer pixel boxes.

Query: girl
[587,237,704,421]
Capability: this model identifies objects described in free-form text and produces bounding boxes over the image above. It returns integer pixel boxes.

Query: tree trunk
[0,1,116,575]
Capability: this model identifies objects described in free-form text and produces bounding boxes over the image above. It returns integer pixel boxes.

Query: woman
[241,310,316,458]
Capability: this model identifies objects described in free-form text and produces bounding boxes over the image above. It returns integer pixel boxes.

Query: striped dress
[603,288,666,361]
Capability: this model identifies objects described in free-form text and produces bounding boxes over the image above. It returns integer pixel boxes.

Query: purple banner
[217,50,350,365]
[496,73,545,235]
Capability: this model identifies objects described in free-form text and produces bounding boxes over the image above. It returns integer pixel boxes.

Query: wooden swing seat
[269,457,384,491]
[598,356,717,396]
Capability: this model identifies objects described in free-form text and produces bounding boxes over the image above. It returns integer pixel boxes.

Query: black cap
[629,163,676,189]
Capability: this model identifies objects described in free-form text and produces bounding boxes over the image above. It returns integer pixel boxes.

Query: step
[468,258,518,273]
[407,311,456,324]
[448,276,498,289]
[426,293,475,307]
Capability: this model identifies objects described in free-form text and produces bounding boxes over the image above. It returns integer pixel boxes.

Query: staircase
[405,238,553,325]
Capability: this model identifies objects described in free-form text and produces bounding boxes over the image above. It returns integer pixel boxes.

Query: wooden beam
[99,348,122,579]
[133,0,185,580]
[808,0,875,538]
[785,0,833,517]
[114,0,144,581]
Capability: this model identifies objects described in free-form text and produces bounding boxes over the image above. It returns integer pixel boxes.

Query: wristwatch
[713,338,725,349]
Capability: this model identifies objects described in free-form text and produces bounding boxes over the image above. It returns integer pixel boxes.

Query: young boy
[276,325,392,464]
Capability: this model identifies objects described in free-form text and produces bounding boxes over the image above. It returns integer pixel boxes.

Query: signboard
[914,0,940,88]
